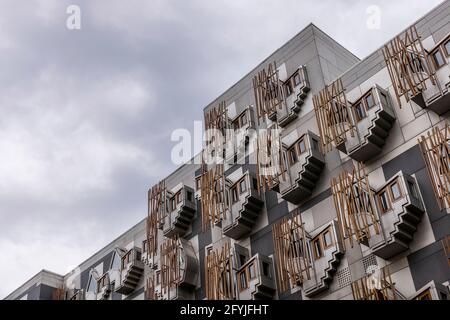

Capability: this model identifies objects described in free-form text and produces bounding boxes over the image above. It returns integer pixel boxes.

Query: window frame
[390,180,402,201]
[431,47,446,70]
[312,237,323,260]
[378,189,391,213]
[322,228,334,249]
[239,179,247,194]
[195,177,201,191]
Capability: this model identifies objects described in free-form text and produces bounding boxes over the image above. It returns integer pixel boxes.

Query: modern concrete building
[5,0,450,301]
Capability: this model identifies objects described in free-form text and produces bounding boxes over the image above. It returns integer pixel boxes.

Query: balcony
[368,172,425,259]
[68,289,85,300]
[279,131,325,204]
[163,185,196,238]
[146,238,198,300]
[236,254,276,300]
[303,220,344,297]
[410,280,449,300]
[277,66,310,127]
[96,273,111,300]
[222,171,264,239]
[411,36,450,115]
[340,86,396,162]
[115,247,145,295]
[229,106,256,157]
[351,266,399,300]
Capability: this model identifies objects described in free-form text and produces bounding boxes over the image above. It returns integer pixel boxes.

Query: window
[176,191,182,204]
[239,272,248,291]
[187,191,193,202]
[313,238,323,259]
[416,289,432,300]
[111,252,121,270]
[248,263,256,279]
[284,83,293,96]
[322,229,333,248]
[262,262,271,278]
[390,181,402,201]
[294,73,302,87]
[288,147,298,165]
[239,179,247,194]
[445,39,450,56]
[431,49,445,69]
[365,93,375,109]
[156,271,161,285]
[241,113,248,126]
[195,177,201,191]
[354,102,366,122]
[170,198,176,211]
[379,190,390,213]
[87,275,97,293]
[232,186,239,203]
[297,139,306,154]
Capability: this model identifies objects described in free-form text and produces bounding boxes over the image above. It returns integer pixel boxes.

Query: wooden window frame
[297,138,306,154]
[238,270,248,291]
[365,92,375,109]
[248,263,256,279]
[352,89,376,122]
[288,147,298,166]
[240,112,248,127]
[416,289,432,300]
[378,189,391,213]
[312,237,323,260]
[176,191,182,204]
[354,102,366,122]
[444,37,450,56]
[195,177,201,191]
[390,180,402,201]
[293,72,302,87]
[430,47,446,70]
[231,186,239,204]
[239,179,247,194]
[322,227,334,249]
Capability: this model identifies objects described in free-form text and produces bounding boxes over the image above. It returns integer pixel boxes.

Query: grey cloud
[0,0,443,298]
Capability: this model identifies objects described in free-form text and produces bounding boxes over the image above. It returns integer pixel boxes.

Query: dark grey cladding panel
[19,283,40,300]
[250,227,274,257]
[124,287,144,300]
[80,251,115,290]
[381,145,425,180]
[408,241,450,291]
[415,168,447,225]
[266,196,289,225]
[39,284,56,300]
[382,146,448,239]
[280,289,303,300]
[264,190,279,211]
[298,188,332,212]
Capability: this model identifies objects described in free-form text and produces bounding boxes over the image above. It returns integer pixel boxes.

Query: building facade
[6,0,450,301]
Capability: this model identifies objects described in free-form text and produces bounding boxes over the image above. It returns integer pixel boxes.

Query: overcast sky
[0,0,444,298]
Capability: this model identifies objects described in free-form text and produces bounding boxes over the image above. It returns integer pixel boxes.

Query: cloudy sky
[0,0,443,298]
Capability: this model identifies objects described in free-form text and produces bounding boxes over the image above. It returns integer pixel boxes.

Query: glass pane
[433,50,445,68]
[111,252,121,270]
[323,231,332,247]
[241,113,247,126]
[298,139,306,154]
[294,73,301,86]
[314,239,322,258]
[239,179,247,194]
[249,264,256,279]
[365,93,374,109]
[390,182,401,200]
[87,275,96,293]
[289,149,297,164]
[445,40,450,55]
[379,191,389,211]
[355,103,365,121]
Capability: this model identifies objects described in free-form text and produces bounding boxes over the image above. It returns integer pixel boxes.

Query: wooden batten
[313,78,355,153]
[331,162,380,250]
[382,25,436,107]
[272,210,311,293]
[205,242,235,300]
[147,180,167,258]
[418,122,450,210]
[252,61,285,124]
[351,266,397,300]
